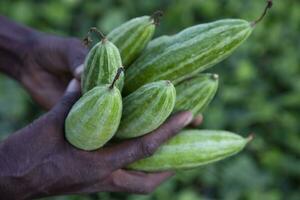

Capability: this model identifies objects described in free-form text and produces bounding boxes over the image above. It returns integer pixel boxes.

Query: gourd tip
[212,74,219,80]
[166,80,172,85]
[151,10,164,26]
[246,133,255,143]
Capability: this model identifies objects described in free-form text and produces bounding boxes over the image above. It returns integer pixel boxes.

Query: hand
[0,16,87,110]
[0,79,201,199]
[20,34,87,110]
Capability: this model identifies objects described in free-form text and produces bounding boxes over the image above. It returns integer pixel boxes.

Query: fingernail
[75,64,84,79]
[66,79,80,93]
[181,111,193,126]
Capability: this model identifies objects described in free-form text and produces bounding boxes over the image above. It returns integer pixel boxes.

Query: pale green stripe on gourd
[124,19,252,94]
[82,40,123,94]
[174,73,219,115]
[65,85,122,151]
[128,130,250,171]
[107,16,156,67]
[132,35,171,67]
[115,80,176,139]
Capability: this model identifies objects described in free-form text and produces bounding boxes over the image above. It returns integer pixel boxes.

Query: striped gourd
[131,35,171,67]
[174,73,219,115]
[128,129,251,171]
[107,11,162,67]
[65,70,123,151]
[115,80,176,139]
[123,19,253,94]
[82,37,123,94]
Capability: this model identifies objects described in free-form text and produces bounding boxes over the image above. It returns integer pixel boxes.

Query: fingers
[74,64,84,80]
[189,114,203,128]
[66,38,87,76]
[101,111,193,170]
[48,79,81,124]
[65,79,81,93]
[106,169,173,194]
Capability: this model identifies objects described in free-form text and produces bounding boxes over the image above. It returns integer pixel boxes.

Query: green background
[1,0,299,199]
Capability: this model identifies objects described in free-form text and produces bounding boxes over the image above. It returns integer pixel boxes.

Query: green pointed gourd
[115,80,176,139]
[124,0,273,94]
[174,73,219,115]
[82,29,124,94]
[107,11,162,67]
[123,19,252,94]
[65,69,123,151]
[132,35,171,67]
[128,129,252,172]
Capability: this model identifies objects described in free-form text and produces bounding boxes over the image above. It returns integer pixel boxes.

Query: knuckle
[110,174,122,188]
[106,171,126,190]
[140,140,158,157]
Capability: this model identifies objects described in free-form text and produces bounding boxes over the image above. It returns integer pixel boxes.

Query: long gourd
[124,19,252,94]
[124,0,273,95]
[128,129,251,171]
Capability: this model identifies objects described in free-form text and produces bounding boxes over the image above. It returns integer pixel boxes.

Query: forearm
[0,89,82,199]
[0,137,33,199]
[0,16,39,79]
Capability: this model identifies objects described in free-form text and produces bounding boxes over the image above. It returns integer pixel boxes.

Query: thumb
[49,79,81,124]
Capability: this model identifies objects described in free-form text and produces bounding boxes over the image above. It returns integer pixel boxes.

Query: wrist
[0,142,34,199]
[0,121,50,199]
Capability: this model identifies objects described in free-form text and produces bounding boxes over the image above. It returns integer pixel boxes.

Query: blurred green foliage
[0,0,299,199]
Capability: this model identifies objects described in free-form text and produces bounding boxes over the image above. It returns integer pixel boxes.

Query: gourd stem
[251,0,273,26]
[151,10,164,26]
[109,67,124,89]
[89,27,106,40]
[82,36,92,47]
[82,27,106,46]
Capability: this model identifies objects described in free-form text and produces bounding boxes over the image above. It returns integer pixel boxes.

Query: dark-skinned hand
[0,15,87,110]
[20,35,87,110]
[0,16,204,199]
[0,79,203,199]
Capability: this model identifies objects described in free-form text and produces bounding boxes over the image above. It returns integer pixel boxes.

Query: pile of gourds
[65,1,272,172]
